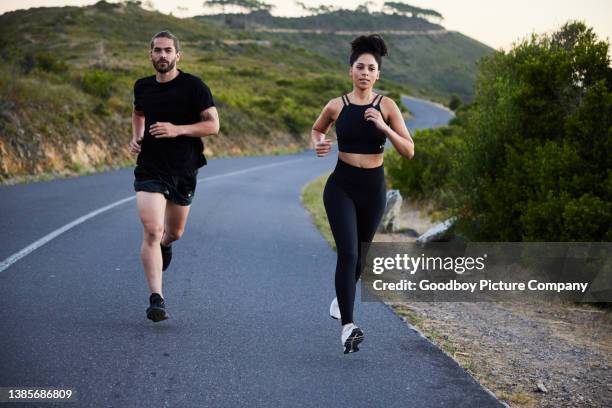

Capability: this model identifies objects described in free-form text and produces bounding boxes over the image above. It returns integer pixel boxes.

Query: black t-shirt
[133,70,215,175]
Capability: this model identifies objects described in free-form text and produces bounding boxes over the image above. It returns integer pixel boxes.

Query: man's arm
[178,107,220,137]
[149,107,220,139]
[128,109,145,154]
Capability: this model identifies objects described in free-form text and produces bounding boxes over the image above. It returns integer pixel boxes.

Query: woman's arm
[365,97,414,159]
[311,98,341,157]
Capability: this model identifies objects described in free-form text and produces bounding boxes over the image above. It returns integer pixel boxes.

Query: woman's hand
[128,135,142,155]
[311,97,342,157]
[364,107,388,131]
[315,135,332,157]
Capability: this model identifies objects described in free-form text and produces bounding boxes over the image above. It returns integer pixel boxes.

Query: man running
[128,31,219,322]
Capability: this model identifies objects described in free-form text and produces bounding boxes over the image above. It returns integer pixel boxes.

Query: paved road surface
[403,95,455,132]
[0,97,502,407]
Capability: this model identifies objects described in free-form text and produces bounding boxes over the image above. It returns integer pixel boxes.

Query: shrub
[448,21,611,241]
[448,94,461,110]
[384,126,463,201]
[20,52,68,74]
[81,69,115,98]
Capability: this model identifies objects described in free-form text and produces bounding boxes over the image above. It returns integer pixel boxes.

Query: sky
[2,0,611,52]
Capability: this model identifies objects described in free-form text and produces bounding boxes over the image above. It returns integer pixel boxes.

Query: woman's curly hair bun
[349,34,388,68]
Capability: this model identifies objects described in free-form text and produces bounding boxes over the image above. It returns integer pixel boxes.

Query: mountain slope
[0,1,410,182]
[196,10,493,102]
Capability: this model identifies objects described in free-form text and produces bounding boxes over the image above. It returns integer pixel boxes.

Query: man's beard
[153,58,176,73]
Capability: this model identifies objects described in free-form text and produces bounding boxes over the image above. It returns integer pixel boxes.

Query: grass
[498,390,537,406]
[0,2,414,182]
[301,173,334,249]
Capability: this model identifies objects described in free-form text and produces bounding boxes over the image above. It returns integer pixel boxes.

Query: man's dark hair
[349,34,388,68]
[150,31,180,53]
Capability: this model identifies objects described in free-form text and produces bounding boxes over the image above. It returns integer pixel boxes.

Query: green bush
[448,94,461,111]
[447,21,612,241]
[233,66,264,77]
[278,96,312,134]
[275,78,293,87]
[20,52,68,74]
[37,53,68,73]
[93,103,111,116]
[385,21,611,242]
[385,90,407,113]
[81,69,115,98]
[384,126,463,201]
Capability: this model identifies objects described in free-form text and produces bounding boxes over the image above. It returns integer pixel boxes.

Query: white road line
[197,158,305,183]
[0,157,306,273]
[0,196,135,273]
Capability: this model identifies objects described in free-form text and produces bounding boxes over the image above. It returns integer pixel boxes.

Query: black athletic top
[133,70,215,175]
[335,94,387,154]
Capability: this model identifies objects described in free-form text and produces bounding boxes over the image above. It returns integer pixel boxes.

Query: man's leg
[136,191,166,296]
[161,201,191,247]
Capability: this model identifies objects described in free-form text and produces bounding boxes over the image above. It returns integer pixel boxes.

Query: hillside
[196,10,494,101]
[0,1,410,182]
[199,9,443,31]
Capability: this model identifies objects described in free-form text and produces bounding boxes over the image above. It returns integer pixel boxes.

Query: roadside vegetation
[384,21,611,242]
[0,1,411,182]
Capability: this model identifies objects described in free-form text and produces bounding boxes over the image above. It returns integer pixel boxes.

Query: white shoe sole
[330,298,341,320]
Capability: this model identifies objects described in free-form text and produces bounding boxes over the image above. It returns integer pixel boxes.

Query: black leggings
[323,158,386,325]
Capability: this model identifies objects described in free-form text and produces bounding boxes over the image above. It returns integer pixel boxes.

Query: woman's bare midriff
[338,152,384,168]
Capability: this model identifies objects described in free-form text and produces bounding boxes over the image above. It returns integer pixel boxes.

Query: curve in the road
[0,158,305,274]
[0,96,505,407]
[403,95,455,132]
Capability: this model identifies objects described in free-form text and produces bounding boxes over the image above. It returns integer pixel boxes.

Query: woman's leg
[355,183,387,282]
[323,177,359,326]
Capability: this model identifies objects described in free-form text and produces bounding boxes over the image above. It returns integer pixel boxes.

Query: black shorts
[133,166,198,206]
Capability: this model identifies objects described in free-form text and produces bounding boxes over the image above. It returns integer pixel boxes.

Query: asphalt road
[0,97,502,407]
[402,95,455,132]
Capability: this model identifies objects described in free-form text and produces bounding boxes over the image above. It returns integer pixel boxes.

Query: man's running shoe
[161,243,172,271]
[341,323,364,354]
[330,297,341,320]
[146,293,168,322]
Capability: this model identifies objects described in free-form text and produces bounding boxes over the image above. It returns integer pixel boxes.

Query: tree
[203,0,273,14]
[356,1,376,14]
[203,0,230,14]
[382,2,443,21]
[175,5,189,16]
[448,94,461,111]
[248,0,273,12]
[294,1,338,15]
[448,21,611,241]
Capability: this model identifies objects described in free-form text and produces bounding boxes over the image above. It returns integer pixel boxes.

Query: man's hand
[315,135,332,157]
[150,122,181,138]
[128,135,143,155]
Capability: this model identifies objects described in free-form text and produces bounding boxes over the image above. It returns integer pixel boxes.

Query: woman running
[311,34,414,353]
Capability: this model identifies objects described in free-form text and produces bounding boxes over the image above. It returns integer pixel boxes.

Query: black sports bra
[335,94,387,154]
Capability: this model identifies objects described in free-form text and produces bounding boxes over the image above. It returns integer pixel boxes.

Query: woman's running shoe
[341,323,364,354]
